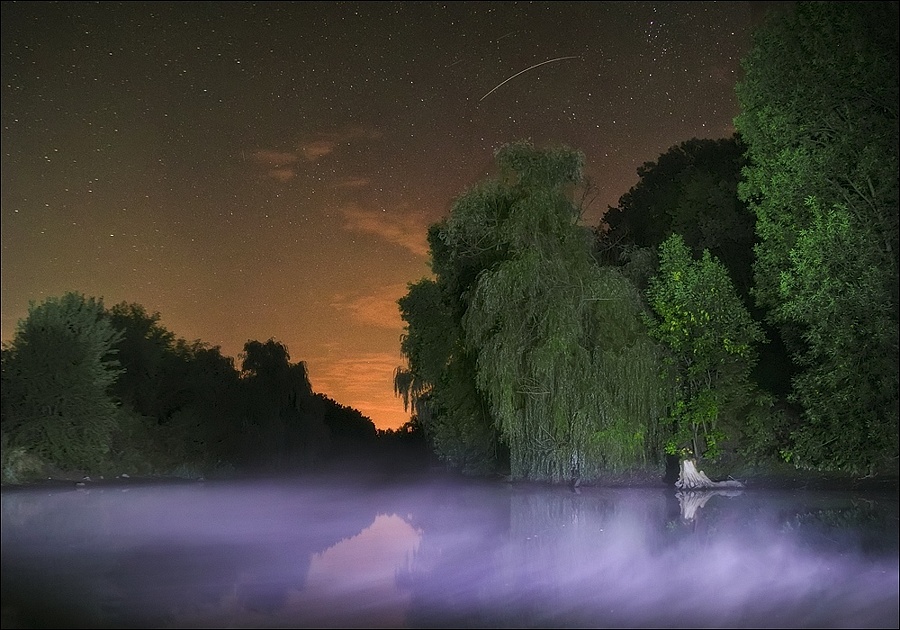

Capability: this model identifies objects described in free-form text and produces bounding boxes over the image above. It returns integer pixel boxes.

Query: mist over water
[2,475,897,628]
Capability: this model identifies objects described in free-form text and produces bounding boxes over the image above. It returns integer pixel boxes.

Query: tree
[596,135,795,399]
[1,292,124,471]
[734,1,899,473]
[395,277,457,415]
[447,141,670,482]
[395,228,503,476]
[237,339,326,469]
[167,340,242,469]
[105,303,246,474]
[315,393,377,451]
[645,234,768,466]
[106,302,178,420]
[599,136,756,300]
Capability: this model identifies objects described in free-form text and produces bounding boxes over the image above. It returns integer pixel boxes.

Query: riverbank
[3,456,896,493]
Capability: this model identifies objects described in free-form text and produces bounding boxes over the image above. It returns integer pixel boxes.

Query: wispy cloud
[330,284,408,329]
[252,150,299,165]
[267,168,295,182]
[333,176,373,189]
[338,202,430,257]
[250,149,300,182]
[247,126,382,182]
[312,352,402,398]
[299,126,382,162]
[299,138,337,162]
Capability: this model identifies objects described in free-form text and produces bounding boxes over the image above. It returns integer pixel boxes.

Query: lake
[2,473,897,628]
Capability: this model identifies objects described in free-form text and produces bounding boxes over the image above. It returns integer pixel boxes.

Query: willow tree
[446,141,670,482]
[395,228,501,475]
[735,1,899,473]
[237,338,325,468]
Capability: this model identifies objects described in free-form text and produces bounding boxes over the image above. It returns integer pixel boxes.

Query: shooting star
[479,56,580,102]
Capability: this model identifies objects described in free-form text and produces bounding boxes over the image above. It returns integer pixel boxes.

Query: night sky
[1,1,787,430]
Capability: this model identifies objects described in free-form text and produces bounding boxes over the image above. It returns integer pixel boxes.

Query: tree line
[394,1,898,482]
[1,295,426,483]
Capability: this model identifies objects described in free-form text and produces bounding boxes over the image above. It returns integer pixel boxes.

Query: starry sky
[1,1,788,430]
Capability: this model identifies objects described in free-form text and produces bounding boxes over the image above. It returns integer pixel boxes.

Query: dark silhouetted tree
[237,338,326,469]
[599,136,756,301]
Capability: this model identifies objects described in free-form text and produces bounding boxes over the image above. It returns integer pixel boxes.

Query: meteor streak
[479,56,579,102]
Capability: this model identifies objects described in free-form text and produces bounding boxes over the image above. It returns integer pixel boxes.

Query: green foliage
[735,1,899,473]
[645,234,767,462]
[1,292,124,472]
[396,278,457,408]
[421,354,503,476]
[106,302,246,473]
[395,141,670,480]
[448,141,669,481]
[395,283,500,475]
[599,136,756,300]
[1,431,45,484]
[2,292,386,481]
[395,224,503,474]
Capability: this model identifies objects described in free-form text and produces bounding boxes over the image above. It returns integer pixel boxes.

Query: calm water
[2,474,897,628]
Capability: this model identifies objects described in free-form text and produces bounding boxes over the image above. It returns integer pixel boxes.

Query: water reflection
[284,514,421,628]
[2,477,897,628]
[677,488,744,521]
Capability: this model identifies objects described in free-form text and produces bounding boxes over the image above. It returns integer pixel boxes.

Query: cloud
[330,284,408,329]
[247,126,382,182]
[299,126,382,162]
[299,138,337,162]
[338,203,430,257]
[332,176,372,189]
[250,149,300,182]
[267,167,296,182]
[252,150,299,166]
[313,352,401,398]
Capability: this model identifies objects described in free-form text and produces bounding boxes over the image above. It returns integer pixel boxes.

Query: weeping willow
[456,142,669,482]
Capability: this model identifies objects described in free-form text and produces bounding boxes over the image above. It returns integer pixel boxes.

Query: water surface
[2,475,897,628]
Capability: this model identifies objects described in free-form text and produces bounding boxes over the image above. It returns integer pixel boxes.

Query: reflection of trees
[397,484,672,627]
[780,500,899,556]
[6,479,896,628]
[395,482,898,627]
[0,482,380,628]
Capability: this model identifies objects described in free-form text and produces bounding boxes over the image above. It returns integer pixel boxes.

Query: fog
[2,475,897,628]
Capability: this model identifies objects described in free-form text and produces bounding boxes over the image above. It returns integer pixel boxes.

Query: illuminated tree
[1,292,124,471]
[645,234,767,464]
[446,141,669,482]
[735,1,899,473]
[395,248,500,475]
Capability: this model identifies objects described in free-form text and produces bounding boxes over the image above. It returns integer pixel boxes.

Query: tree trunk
[675,458,744,490]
